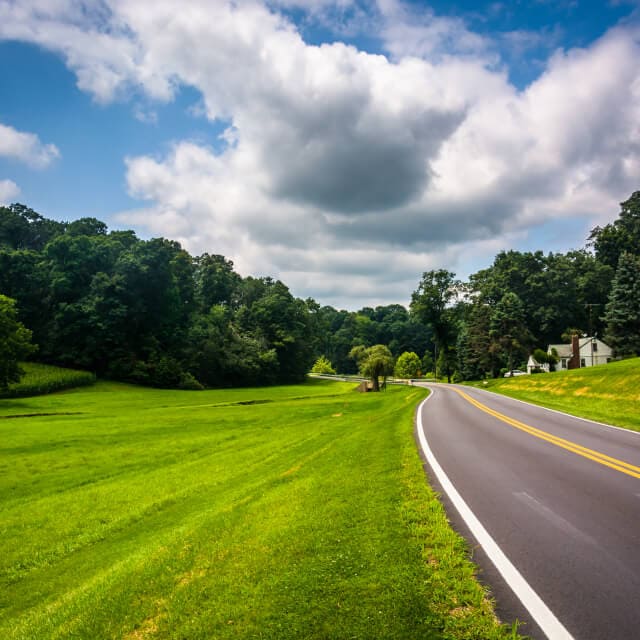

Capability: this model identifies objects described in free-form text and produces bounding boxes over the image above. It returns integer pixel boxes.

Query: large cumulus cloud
[1,0,638,307]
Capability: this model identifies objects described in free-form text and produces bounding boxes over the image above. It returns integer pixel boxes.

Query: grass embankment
[0,362,95,399]
[469,357,640,432]
[0,380,520,639]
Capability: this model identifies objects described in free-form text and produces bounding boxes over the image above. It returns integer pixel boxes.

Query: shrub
[310,355,336,375]
[532,348,549,364]
[178,372,204,390]
[151,356,183,388]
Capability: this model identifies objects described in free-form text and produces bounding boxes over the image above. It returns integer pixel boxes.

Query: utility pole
[585,303,601,367]
[434,343,437,381]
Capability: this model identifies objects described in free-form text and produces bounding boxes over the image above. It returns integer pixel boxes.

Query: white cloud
[0,179,20,204]
[375,0,492,61]
[0,122,60,168]
[1,1,639,306]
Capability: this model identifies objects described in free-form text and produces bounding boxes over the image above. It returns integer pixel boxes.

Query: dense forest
[1,191,638,388]
[0,203,432,387]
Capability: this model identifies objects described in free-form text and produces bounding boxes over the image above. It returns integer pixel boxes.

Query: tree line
[1,191,638,389]
[313,190,640,384]
[411,191,640,381]
[0,204,314,388]
[0,204,433,388]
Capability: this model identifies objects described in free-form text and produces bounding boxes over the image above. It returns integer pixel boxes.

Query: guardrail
[308,373,437,385]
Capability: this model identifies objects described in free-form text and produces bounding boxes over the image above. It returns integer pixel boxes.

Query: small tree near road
[394,351,421,379]
[349,344,395,392]
[0,294,37,389]
[310,355,336,375]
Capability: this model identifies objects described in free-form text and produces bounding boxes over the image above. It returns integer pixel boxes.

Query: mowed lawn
[472,357,640,432]
[0,380,517,640]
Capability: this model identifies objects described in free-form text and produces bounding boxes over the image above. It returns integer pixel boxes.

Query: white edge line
[471,385,640,437]
[416,391,574,640]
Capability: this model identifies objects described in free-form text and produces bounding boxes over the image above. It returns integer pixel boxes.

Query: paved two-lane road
[415,383,640,640]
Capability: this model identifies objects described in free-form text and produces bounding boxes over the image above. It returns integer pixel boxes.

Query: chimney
[568,334,580,369]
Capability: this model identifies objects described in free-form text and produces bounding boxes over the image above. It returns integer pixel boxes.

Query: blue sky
[1,0,639,308]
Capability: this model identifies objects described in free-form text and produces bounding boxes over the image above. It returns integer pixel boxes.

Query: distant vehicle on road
[503,369,526,377]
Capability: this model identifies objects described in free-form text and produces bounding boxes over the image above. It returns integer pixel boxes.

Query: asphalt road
[415,383,640,640]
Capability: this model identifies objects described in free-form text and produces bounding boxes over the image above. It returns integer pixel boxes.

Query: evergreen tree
[603,252,640,356]
[490,292,532,374]
[456,324,480,381]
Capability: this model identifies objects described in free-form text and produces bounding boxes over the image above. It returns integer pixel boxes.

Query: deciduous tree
[589,191,640,269]
[349,344,395,391]
[0,295,37,389]
[410,269,460,382]
[394,351,421,379]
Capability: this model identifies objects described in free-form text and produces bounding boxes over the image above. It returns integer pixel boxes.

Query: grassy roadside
[0,379,521,639]
[466,357,640,432]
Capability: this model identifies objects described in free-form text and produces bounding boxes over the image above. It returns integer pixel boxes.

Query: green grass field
[0,379,521,640]
[0,362,96,398]
[469,357,640,432]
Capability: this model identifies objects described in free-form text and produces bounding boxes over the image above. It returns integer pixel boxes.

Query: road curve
[415,383,640,640]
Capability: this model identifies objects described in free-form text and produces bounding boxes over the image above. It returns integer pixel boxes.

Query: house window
[561,359,567,369]
[592,342,598,352]
[581,358,586,367]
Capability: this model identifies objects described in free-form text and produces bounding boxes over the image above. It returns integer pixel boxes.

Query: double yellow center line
[453,388,640,480]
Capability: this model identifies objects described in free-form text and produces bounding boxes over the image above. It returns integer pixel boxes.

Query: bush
[310,355,336,375]
[121,357,203,389]
[126,360,151,385]
[151,356,183,388]
[178,372,204,390]
[532,348,549,364]
[452,370,463,383]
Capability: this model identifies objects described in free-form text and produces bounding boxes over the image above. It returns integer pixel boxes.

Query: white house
[526,354,549,374]
[547,335,613,371]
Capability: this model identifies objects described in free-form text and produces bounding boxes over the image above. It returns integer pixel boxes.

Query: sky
[1,0,639,310]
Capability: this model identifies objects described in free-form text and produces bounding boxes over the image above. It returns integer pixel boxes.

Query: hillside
[472,358,640,432]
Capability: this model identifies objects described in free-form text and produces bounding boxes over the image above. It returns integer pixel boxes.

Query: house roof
[548,336,611,359]
[548,344,572,358]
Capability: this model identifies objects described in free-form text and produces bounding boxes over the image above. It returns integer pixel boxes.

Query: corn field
[1,363,96,398]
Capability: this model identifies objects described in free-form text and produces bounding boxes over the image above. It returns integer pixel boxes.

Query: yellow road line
[452,388,640,480]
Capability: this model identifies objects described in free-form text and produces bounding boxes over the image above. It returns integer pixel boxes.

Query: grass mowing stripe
[1,380,523,639]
